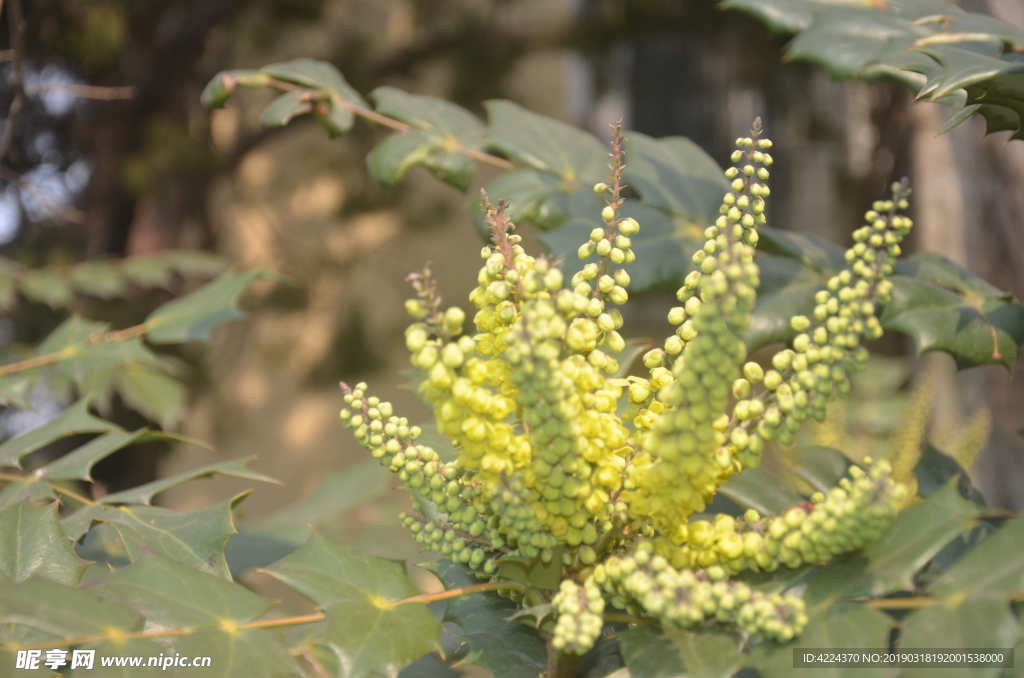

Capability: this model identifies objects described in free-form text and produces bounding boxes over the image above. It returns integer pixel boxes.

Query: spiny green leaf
[0,399,122,468]
[69,639,168,677]
[19,269,73,308]
[897,600,1020,678]
[621,625,741,678]
[121,256,173,288]
[246,459,389,543]
[622,132,728,225]
[423,559,546,678]
[0,502,87,585]
[484,100,606,183]
[263,532,441,678]
[0,578,140,639]
[747,603,896,678]
[68,262,128,299]
[374,87,484,141]
[807,479,984,603]
[174,629,299,678]
[39,316,111,354]
[885,252,1024,370]
[259,91,310,129]
[159,250,227,277]
[717,467,804,515]
[68,493,248,579]
[96,552,274,627]
[112,365,186,429]
[928,516,1024,599]
[98,456,276,506]
[145,268,269,345]
[475,170,580,235]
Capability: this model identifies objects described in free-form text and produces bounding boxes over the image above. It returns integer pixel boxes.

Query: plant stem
[546,638,581,678]
[13,582,528,651]
[0,323,148,377]
[391,580,525,606]
[265,76,514,171]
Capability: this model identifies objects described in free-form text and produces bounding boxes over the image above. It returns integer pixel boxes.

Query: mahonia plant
[339,120,909,657]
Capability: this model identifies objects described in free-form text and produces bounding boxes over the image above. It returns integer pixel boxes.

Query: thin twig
[0,322,147,377]
[391,580,526,606]
[25,84,136,101]
[51,483,96,506]
[265,76,514,171]
[0,0,25,162]
[13,581,527,650]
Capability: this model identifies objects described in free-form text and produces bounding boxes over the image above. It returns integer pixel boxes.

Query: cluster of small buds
[624,123,768,538]
[593,541,807,642]
[722,181,914,457]
[402,511,499,574]
[663,458,906,575]
[551,578,606,655]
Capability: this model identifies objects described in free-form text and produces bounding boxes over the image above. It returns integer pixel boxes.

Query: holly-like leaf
[69,493,248,579]
[621,625,741,678]
[928,517,1024,600]
[246,459,389,543]
[884,252,1024,370]
[19,268,73,308]
[0,501,87,585]
[0,578,141,639]
[96,552,274,628]
[484,100,606,183]
[424,559,546,678]
[897,600,1020,678]
[0,399,122,468]
[806,480,984,603]
[623,132,729,226]
[112,365,186,429]
[68,262,128,299]
[174,629,299,678]
[748,603,896,678]
[98,456,276,506]
[262,532,441,678]
[145,268,269,344]
[368,87,485,189]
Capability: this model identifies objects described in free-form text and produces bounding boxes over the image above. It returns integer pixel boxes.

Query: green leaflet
[424,559,546,678]
[145,268,269,344]
[806,480,984,604]
[263,532,441,678]
[95,553,274,628]
[66,493,249,579]
[747,603,896,678]
[621,625,741,678]
[0,502,87,586]
[97,456,276,506]
[886,252,1024,370]
[723,0,1024,138]
[368,87,485,189]
[0,399,122,468]
[483,99,606,182]
[716,467,804,515]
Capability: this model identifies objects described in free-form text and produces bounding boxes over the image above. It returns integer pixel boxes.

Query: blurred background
[7,0,1024,574]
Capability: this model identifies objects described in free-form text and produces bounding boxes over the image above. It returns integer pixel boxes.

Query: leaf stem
[13,583,528,651]
[51,483,96,506]
[265,77,514,171]
[603,612,655,625]
[390,580,526,606]
[0,323,148,378]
